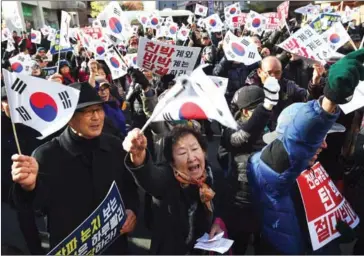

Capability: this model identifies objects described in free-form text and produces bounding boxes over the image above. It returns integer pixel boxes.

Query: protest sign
[297,162,360,251]
[50,31,73,55]
[48,181,126,255]
[60,11,72,48]
[137,37,201,76]
[310,13,341,34]
[278,25,330,64]
[222,30,261,66]
[230,13,247,29]
[262,12,281,31]
[42,66,58,79]
[277,1,289,21]
[81,27,103,40]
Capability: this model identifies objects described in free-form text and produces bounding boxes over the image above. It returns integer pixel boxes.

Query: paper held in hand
[339,81,364,114]
[194,232,234,254]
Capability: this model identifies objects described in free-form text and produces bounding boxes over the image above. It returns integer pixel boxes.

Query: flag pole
[56,40,62,74]
[11,122,22,154]
[350,39,358,51]
[359,36,364,49]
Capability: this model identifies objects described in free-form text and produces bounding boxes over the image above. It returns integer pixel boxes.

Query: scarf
[173,167,215,212]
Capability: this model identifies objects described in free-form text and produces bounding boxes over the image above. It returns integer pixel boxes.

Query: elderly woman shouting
[123,126,227,254]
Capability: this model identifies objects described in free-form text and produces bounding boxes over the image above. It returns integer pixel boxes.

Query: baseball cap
[231,85,265,111]
[263,102,346,144]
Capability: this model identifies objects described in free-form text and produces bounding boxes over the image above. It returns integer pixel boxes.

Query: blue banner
[42,66,58,79]
[47,181,126,255]
[50,31,73,55]
[208,0,214,16]
[310,13,341,34]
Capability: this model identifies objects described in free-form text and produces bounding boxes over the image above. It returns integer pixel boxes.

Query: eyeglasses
[77,106,104,118]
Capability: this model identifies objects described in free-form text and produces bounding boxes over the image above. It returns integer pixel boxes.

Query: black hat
[232,85,264,111]
[68,82,104,110]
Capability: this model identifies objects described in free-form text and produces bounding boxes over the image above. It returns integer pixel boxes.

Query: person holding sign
[11,82,139,254]
[123,125,227,254]
[247,49,364,254]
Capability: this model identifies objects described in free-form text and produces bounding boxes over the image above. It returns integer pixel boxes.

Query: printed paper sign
[137,37,201,76]
[277,1,289,21]
[81,27,103,40]
[278,25,330,64]
[297,162,360,251]
[262,12,281,31]
[222,30,262,66]
[230,13,247,29]
[310,13,341,34]
[42,66,58,79]
[48,181,126,255]
[50,31,73,55]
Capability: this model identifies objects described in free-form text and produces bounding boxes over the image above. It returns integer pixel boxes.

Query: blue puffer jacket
[247,99,340,254]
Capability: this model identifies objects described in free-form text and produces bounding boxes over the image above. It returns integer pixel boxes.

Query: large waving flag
[97,2,132,45]
[195,4,208,17]
[147,68,238,130]
[104,46,128,80]
[223,30,262,65]
[2,69,80,139]
[60,11,72,48]
[246,11,267,36]
[31,29,42,44]
[9,54,32,75]
[322,22,351,52]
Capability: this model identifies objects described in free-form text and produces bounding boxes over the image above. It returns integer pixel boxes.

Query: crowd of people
[1,6,364,255]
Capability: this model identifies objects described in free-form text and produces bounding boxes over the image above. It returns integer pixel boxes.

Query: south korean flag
[146,13,164,30]
[9,54,32,75]
[246,11,267,36]
[2,69,80,139]
[31,29,42,44]
[104,46,128,80]
[195,3,208,17]
[224,3,241,20]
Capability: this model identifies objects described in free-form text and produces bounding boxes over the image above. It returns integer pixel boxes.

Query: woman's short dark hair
[163,125,207,163]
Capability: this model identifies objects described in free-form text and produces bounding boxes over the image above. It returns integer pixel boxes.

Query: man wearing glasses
[247,56,308,130]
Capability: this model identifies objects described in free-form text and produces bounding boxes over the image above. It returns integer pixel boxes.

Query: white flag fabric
[6,40,15,52]
[47,28,57,42]
[223,30,262,65]
[92,19,102,28]
[2,69,80,139]
[2,28,11,42]
[197,18,205,28]
[8,7,23,29]
[177,26,190,41]
[245,11,267,36]
[9,54,32,75]
[91,39,108,60]
[78,29,95,52]
[277,1,290,21]
[136,13,150,28]
[294,3,320,15]
[31,29,42,44]
[187,14,194,25]
[124,53,139,68]
[208,76,228,94]
[195,4,208,17]
[40,25,51,36]
[104,46,128,80]
[97,2,132,44]
[149,68,238,130]
[322,22,351,52]
[224,3,241,21]
[146,13,163,30]
[132,25,139,35]
[165,22,179,39]
[203,14,224,32]
[60,11,71,48]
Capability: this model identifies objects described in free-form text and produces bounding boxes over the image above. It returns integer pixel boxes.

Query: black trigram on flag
[11,78,27,95]
[15,106,32,121]
[163,113,174,122]
[58,91,72,109]
[113,7,121,16]
[100,20,107,28]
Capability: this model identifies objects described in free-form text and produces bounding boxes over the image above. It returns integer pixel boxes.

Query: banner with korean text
[137,37,201,76]
[47,181,126,255]
[81,27,103,40]
[297,162,360,251]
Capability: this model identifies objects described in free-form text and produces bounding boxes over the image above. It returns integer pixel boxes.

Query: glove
[230,129,250,147]
[263,76,280,106]
[324,48,364,104]
[336,220,357,243]
[127,67,150,90]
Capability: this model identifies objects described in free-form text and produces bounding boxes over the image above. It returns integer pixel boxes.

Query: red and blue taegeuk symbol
[31,33,37,40]
[110,57,120,68]
[109,17,123,34]
[151,17,159,26]
[209,19,217,27]
[329,34,340,44]
[230,7,237,15]
[29,92,58,122]
[179,102,207,120]
[141,17,148,24]
[198,7,204,13]
[252,18,261,28]
[181,30,188,36]
[231,42,245,56]
[132,56,137,65]
[170,26,177,34]
[96,46,105,55]
[11,62,23,73]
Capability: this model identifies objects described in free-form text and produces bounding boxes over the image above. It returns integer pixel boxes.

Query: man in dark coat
[11,82,139,254]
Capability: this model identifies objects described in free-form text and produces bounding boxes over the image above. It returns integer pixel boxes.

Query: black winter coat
[12,127,139,254]
[125,152,224,255]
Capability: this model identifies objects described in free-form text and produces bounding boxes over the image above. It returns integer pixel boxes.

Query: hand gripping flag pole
[140,78,187,133]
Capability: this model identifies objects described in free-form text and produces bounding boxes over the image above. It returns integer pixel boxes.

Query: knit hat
[231,85,265,111]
